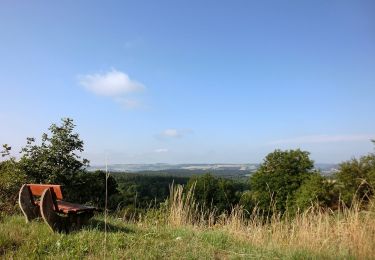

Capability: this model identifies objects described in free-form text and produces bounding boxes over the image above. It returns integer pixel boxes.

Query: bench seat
[34,200,97,214]
[56,201,97,214]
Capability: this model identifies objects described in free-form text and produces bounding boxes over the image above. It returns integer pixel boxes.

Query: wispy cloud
[154,148,168,153]
[162,129,181,138]
[78,69,145,109]
[156,129,193,140]
[269,134,375,145]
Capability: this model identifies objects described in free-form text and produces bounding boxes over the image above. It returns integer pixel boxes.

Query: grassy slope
[1,215,329,259]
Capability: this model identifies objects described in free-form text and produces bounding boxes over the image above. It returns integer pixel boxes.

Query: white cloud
[162,129,181,138]
[154,148,168,153]
[156,129,193,140]
[79,69,144,97]
[269,134,375,145]
[78,69,145,110]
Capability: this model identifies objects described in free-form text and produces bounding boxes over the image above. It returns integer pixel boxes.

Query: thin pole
[104,154,108,259]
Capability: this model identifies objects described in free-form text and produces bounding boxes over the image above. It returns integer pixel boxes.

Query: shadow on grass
[85,219,135,233]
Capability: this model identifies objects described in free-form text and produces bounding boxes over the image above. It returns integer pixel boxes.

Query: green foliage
[0,160,27,214]
[0,145,27,214]
[19,118,89,185]
[335,153,375,206]
[114,174,189,209]
[16,118,100,202]
[2,118,119,208]
[294,173,334,211]
[239,190,257,214]
[68,170,118,207]
[186,174,219,209]
[250,149,314,214]
[186,173,245,213]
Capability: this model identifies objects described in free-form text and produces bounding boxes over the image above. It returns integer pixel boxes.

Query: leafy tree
[335,153,375,206]
[239,190,257,215]
[1,118,120,209]
[250,149,314,214]
[186,174,219,208]
[294,173,334,211]
[114,174,189,209]
[186,174,241,213]
[72,170,118,207]
[18,118,89,199]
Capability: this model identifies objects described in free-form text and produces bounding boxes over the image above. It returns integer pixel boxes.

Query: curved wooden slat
[18,184,40,222]
[40,188,67,233]
[27,184,63,200]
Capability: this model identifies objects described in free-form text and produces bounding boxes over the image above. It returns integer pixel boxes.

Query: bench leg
[76,211,94,229]
[40,188,68,233]
[67,211,94,231]
[18,184,40,223]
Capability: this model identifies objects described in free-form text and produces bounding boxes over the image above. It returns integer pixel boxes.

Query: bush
[336,153,375,206]
[294,173,334,211]
[0,159,27,214]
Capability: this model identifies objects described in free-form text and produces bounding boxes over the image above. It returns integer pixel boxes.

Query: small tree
[336,153,375,206]
[186,174,240,213]
[18,118,90,199]
[250,149,314,214]
[74,170,118,206]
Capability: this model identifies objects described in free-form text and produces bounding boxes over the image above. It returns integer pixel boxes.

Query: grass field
[1,215,335,259]
[1,185,374,259]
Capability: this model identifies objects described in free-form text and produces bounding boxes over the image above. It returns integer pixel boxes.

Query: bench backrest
[27,184,63,200]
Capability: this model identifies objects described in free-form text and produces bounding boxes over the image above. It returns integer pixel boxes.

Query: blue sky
[0,1,374,165]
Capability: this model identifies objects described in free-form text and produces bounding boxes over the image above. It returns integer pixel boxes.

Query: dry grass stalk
[166,184,375,258]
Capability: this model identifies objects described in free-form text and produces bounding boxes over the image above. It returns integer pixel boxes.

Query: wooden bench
[19,184,98,233]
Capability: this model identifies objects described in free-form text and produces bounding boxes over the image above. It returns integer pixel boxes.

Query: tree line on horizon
[1,118,374,218]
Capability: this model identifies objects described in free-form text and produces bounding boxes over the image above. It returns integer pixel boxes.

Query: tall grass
[166,184,375,258]
[2,184,374,258]
[167,183,213,227]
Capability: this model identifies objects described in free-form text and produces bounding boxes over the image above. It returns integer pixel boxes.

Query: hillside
[87,163,339,177]
[0,215,344,259]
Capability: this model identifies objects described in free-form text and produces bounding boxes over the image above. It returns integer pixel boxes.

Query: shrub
[336,153,375,206]
[294,173,334,211]
[0,158,27,214]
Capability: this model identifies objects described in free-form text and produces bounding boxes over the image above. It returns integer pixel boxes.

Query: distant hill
[88,163,338,176]
[315,163,339,176]
[88,163,258,172]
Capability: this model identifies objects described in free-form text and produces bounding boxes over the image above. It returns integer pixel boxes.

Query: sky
[0,0,374,165]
